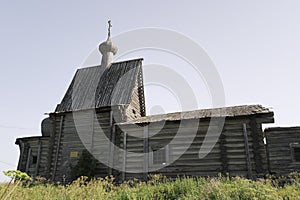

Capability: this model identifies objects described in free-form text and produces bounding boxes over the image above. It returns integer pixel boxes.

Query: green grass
[0,174,299,200]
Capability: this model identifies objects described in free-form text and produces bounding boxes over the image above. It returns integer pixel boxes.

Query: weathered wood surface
[15,137,50,178]
[265,127,300,175]
[55,59,144,113]
[118,105,273,125]
[47,107,131,182]
[15,103,274,182]
[243,123,253,178]
[117,115,270,181]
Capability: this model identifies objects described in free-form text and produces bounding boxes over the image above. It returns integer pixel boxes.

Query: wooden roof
[265,126,300,132]
[55,58,144,113]
[15,136,49,145]
[117,104,273,125]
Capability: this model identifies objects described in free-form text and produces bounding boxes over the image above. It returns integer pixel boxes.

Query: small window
[150,145,169,165]
[32,156,37,165]
[294,148,300,161]
[132,109,137,118]
[153,149,166,165]
[70,151,78,158]
[290,143,300,162]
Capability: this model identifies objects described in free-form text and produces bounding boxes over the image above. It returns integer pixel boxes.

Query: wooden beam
[35,139,42,177]
[243,123,253,179]
[91,111,95,153]
[265,135,271,174]
[46,114,56,180]
[108,110,115,176]
[219,132,228,174]
[25,147,31,173]
[143,125,149,181]
[17,140,25,170]
[122,132,127,181]
[52,115,64,181]
[250,118,264,173]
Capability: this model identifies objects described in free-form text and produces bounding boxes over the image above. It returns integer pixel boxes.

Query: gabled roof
[55,58,143,113]
[117,104,273,125]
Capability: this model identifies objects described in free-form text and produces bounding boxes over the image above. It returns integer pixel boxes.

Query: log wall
[265,127,300,175]
[48,106,131,183]
[16,137,50,178]
[48,109,113,182]
[117,115,270,181]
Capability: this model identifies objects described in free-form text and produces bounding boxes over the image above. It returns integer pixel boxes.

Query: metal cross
[108,20,112,39]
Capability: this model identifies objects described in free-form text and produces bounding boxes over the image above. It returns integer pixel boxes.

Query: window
[70,151,78,158]
[153,149,166,165]
[290,143,300,162]
[150,145,169,165]
[32,156,37,165]
[294,148,300,162]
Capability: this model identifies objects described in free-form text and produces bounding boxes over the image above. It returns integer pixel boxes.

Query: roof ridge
[117,104,272,125]
[78,58,144,70]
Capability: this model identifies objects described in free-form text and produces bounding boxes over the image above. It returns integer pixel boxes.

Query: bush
[69,149,97,181]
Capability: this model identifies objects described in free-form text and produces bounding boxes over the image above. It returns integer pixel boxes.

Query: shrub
[69,149,97,181]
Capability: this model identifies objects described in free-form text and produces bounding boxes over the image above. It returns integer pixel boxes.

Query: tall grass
[0,174,299,200]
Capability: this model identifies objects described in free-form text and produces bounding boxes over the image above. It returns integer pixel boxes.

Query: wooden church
[15,22,300,183]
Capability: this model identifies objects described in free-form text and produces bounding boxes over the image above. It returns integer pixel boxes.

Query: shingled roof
[55,58,144,113]
[117,104,273,125]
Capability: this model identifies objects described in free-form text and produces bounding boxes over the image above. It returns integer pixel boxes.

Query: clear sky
[1,1,300,182]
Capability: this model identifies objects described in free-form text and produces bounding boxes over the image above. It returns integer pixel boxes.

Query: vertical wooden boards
[143,125,149,181]
[137,66,146,117]
[108,110,114,176]
[90,111,95,153]
[25,147,31,173]
[243,123,253,179]
[250,118,266,174]
[122,132,127,181]
[35,139,42,177]
[219,132,228,174]
[52,115,64,181]
[126,78,142,120]
[17,141,25,170]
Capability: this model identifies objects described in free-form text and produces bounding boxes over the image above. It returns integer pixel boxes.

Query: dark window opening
[153,148,167,165]
[294,147,300,162]
[290,143,300,163]
[132,109,138,118]
[32,156,37,165]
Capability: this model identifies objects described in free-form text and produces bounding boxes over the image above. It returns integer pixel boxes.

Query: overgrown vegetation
[1,172,299,200]
[69,149,97,181]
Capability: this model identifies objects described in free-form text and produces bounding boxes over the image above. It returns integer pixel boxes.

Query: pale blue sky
[1,1,300,181]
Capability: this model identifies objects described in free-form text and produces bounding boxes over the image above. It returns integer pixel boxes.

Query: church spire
[99,20,118,68]
[107,20,112,39]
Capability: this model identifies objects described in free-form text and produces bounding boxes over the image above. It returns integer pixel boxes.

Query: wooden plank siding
[126,77,144,120]
[46,105,140,183]
[15,137,50,179]
[48,109,111,182]
[15,105,274,182]
[265,127,300,175]
[116,115,272,181]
